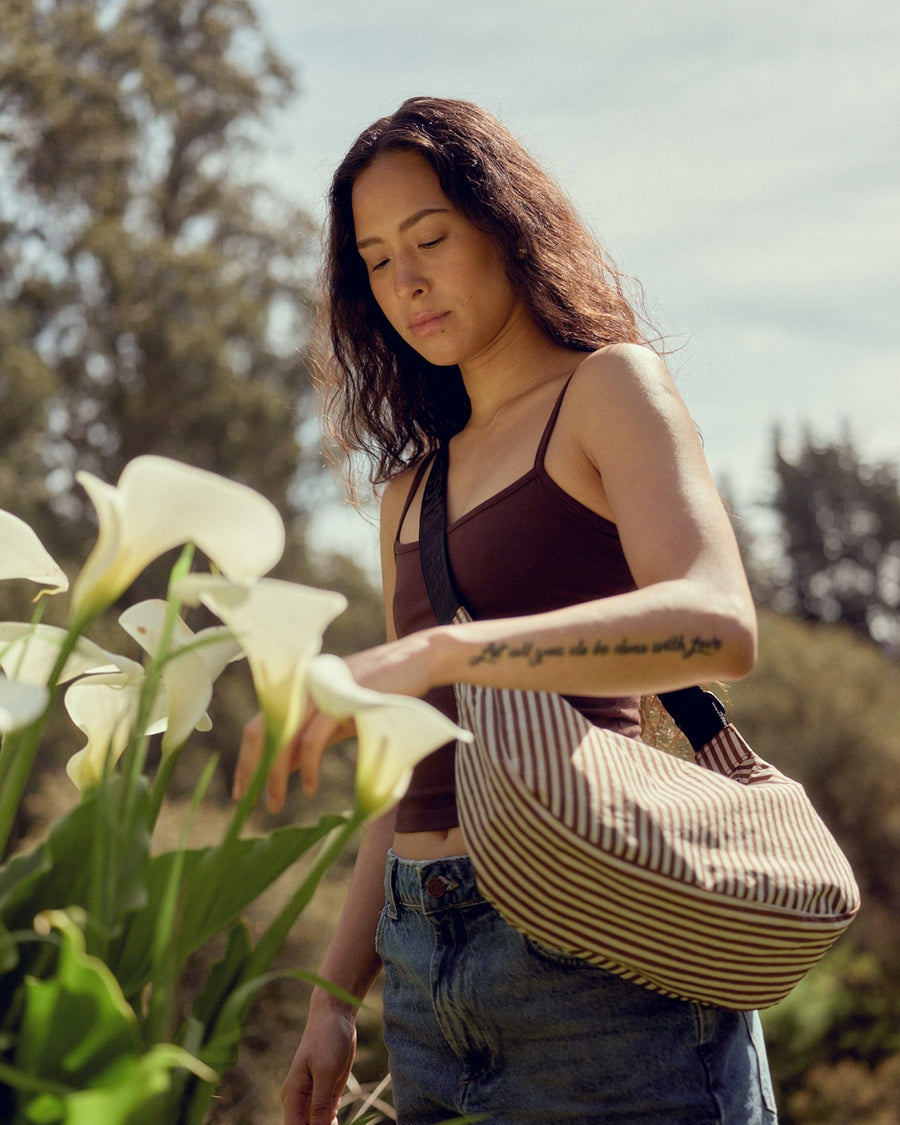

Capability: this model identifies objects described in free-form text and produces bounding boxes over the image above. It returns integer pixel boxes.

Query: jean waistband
[384,850,485,918]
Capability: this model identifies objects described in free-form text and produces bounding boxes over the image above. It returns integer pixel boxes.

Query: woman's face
[351,149,525,370]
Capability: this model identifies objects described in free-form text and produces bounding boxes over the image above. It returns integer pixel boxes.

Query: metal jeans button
[426,875,448,898]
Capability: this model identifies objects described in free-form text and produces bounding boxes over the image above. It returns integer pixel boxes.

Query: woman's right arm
[282,808,395,1125]
[281,472,412,1125]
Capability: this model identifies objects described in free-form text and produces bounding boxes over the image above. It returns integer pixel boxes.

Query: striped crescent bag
[420,445,860,1010]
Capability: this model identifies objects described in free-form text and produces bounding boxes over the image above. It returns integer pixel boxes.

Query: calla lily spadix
[0,676,50,733]
[173,575,347,751]
[308,653,473,818]
[0,509,69,595]
[118,600,243,754]
[0,623,143,687]
[70,456,286,625]
[64,673,168,791]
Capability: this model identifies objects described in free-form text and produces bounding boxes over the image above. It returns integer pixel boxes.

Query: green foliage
[6,910,213,1125]
[730,611,900,918]
[0,637,363,1123]
[730,611,900,1121]
[109,816,346,999]
[0,484,377,1122]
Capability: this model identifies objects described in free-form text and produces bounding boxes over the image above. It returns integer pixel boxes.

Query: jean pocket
[742,1010,779,1116]
[373,904,390,960]
[522,933,601,972]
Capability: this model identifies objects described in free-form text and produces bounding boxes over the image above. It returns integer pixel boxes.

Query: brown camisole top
[392,378,642,832]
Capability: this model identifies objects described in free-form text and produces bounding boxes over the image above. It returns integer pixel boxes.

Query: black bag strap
[418,442,728,752]
[419,447,463,626]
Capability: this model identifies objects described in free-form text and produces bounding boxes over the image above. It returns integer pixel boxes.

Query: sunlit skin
[236,148,758,1125]
[353,149,532,373]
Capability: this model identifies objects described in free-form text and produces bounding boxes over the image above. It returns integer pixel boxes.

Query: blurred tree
[0,0,385,788]
[765,428,900,648]
[0,0,322,573]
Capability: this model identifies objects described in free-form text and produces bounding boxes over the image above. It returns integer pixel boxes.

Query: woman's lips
[408,311,449,337]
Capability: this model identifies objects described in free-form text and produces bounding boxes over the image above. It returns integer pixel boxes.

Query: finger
[233,711,265,799]
[289,711,337,798]
[281,1069,340,1125]
[265,740,295,813]
[280,1061,312,1125]
[307,1081,341,1125]
[281,1085,314,1125]
[268,711,354,810]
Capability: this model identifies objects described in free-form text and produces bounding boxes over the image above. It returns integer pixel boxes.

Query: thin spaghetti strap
[534,372,577,469]
[395,450,437,543]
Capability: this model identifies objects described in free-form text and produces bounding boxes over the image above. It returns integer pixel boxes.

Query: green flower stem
[144,755,219,1046]
[0,1058,73,1098]
[147,750,179,828]
[86,547,195,946]
[120,546,195,826]
[222,720,282,848]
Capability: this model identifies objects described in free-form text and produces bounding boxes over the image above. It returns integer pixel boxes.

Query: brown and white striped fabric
[454,676,860,1010]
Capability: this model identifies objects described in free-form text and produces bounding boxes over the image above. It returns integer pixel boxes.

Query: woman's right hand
[281,1001,358,1125]
[233,707,355,812]
[233,630,438,811]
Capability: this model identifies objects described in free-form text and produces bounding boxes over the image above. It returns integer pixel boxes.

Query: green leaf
[183,812,350,951]
[0,778,150,936]
[110,813,348,996]
[6,911,213,1123]
[3,1045,216,1125]
[15,912,141,1086]
[190,920,252,1029]
[0,778,150,1024]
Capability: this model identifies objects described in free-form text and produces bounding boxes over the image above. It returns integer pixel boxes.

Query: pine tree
[767,426,900,647]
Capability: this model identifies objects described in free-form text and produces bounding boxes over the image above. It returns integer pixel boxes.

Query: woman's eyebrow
[356,207,450,250]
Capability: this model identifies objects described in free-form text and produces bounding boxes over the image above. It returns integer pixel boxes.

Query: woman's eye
[370,259,389,273]
[420,237,444,249]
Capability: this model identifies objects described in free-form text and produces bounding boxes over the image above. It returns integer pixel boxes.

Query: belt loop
[384,850,399,920]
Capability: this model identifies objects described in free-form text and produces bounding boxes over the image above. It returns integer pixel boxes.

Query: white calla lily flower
[0,676,50,733]
[173,575,346,750]
[0,623,143,687]
[64,673,168,791]
[70,456,285,624]
[118,600,243,754]
[308,654,472,818]
[0,510,69,594]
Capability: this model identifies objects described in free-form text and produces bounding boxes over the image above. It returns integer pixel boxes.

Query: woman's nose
[394,258,427,299]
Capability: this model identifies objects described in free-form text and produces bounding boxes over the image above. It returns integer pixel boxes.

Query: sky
[250,0,899,574]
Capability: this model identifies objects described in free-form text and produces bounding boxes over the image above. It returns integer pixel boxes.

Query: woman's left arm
[348,344,757,700]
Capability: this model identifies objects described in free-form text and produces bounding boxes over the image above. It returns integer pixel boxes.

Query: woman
[236,97,776,1124]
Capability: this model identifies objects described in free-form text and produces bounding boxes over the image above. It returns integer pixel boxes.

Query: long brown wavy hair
[313,96,653,486]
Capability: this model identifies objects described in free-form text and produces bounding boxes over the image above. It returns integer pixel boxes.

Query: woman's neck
[458,314,582,428]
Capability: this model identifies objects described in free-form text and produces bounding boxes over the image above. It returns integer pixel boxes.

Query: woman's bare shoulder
[378,457,432,537]
[566,343,693,442]
[572,343,675,399]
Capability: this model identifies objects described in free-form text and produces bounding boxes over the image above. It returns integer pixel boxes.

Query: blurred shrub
[729,611,900,1121]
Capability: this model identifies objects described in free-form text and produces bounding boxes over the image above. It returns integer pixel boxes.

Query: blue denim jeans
[376,852,778,1124]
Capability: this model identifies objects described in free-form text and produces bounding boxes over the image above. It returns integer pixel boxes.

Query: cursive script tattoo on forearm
[468,633,723,668]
